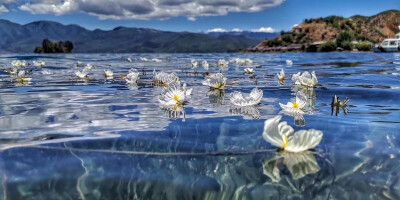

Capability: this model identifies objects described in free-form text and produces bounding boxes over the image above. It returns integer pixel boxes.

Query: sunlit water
[0,53,399,199]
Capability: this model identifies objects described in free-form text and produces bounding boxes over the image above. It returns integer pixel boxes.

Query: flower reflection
[208,88,225,105]
[160,104,186,121]
[263,115,323,153]
[263,151,320,182]
[229,105,260,119]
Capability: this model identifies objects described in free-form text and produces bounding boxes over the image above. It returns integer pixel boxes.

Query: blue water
[0,53,399,199]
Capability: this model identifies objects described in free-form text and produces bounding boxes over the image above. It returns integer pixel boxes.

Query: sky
[0,0,399,33]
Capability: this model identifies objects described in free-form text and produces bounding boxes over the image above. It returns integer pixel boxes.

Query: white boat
[373,32,400,52]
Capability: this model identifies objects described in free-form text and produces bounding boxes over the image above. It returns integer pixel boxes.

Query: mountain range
[0,20,261,53]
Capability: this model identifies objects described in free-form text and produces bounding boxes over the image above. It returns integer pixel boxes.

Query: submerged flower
[230,88,263,106]
[286,60,293,66]
[158,82,186,106]
[153,70,179,86]
[244,68,254,74]
[161,103,186,121]
[230,105,260,119]
[33,61,45,67]
[279,92,307,115]
[262,115,323,153]
[104,69,114,78]
[202,73,227,89]
[292,71,318,87]
[202,60,209,69]
[125,69,140,85]
[277,69,285,81]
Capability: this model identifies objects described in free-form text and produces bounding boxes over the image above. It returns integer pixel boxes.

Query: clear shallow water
[0,53,399,199]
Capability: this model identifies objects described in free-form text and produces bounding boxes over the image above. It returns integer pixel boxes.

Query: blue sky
[0,0,399,32]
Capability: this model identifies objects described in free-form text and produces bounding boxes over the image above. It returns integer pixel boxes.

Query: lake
[0,53,399,199]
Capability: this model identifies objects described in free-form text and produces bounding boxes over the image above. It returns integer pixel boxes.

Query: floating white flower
[125,69,140,85]
[77,61,84,67]
[230,88,263,106]
[75,70,89,79]
[85,64,93,71]
[158,82,186,106]
[41,70,53,75]
[262,115,323,153]
[286,60,293,65]
[7,68,18,75]
[217,59,229,67]
[139,57,148,62]
[277,69,285,81]
[279,92,307,115]
[127,57,133,63]
[202,60,209,69]
[191,59,198,68]
[153,70,179,86]
[182,83,193,96]
[104,69,113,78]
[202,73,227,89]
[33,61,45,67]
[16,70,32,83]
[11,60,27,68]
[244,68,254,74]
[292,71,318,87]
[152,58,162,63]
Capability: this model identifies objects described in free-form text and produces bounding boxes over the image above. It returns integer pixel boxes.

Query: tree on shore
[34,39,74,53]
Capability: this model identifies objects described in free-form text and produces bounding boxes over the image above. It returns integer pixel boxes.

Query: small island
[34,39,74,53]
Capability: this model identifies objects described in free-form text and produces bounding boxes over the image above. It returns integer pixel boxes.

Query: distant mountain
[207,31,279,41]
[0,20,260,53]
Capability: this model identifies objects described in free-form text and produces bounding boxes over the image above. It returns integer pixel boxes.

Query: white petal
[263,115,294,148]
[285,129,323,152]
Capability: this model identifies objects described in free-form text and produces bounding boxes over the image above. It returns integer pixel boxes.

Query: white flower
[7,68,18,75]
[191,59,198,68]
[84,64,93,71]
[244,58,253,65]
[125,69,140,84]
[75,70,88,79]
[139,57,148,62]
[152,58,162,63]
[158,83,186,106]
[41,70,53,75]
[262,115,323,152]
[217,59,229,67]
[127,58,133,62]
[182,83,193,96]
[291,71,318,87]
[11,60,27,68]
[286,60,293,66]
[153,70,179,86]
[77,61,84,67]
[33,61,45,67]
[202,60,209,69]
[202,73,227,89]
[244,68,254,74]
[279,92,307,115]
[15,70,32,83]
[104,69,113,78]
[277,69,285,81]
[230,88,263,106]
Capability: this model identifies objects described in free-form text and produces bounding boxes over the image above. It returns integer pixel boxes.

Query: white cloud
[207,28,227,33]
[251,27,275,33]
[232,28,242,32]
[17,0,285,20]
[0,5,8,14]
[187,16,196,21]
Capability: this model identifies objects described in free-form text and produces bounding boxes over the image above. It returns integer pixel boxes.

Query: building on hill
[292,25,303,33]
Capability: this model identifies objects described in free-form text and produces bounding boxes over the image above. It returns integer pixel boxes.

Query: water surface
[0,53,399,199]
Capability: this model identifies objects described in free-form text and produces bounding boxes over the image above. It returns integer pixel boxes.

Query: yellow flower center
[173,95,180,102]
[283,135,289,149]
[292,103,300,109]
